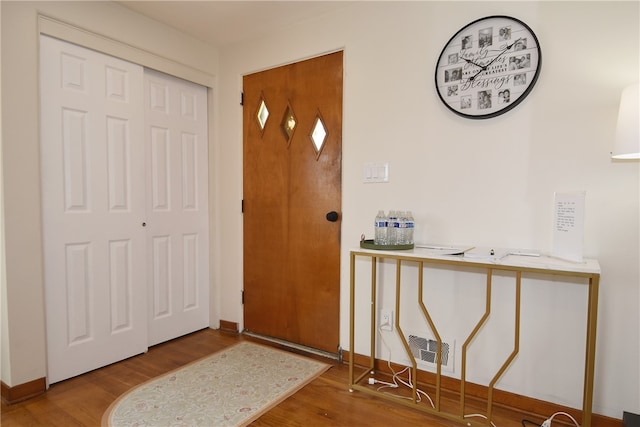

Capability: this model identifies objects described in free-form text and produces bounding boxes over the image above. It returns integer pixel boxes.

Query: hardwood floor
[1,329,542,426]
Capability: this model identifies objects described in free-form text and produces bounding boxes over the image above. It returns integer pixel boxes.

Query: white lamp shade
[612,83,640,159]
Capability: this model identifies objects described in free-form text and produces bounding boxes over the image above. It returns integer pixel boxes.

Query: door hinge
[240,92,244,106]
[241,199,244,213]
[241,290,245,305]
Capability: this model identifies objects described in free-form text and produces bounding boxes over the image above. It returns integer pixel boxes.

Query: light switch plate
[363,162,389,183]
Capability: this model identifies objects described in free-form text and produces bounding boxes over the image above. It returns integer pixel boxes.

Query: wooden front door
[243,52,343,354]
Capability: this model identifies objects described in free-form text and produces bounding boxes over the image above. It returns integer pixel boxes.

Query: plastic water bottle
[387,211,398,245]
[405,211,414,245]
[374,210,388,245]
[397,211,407,244]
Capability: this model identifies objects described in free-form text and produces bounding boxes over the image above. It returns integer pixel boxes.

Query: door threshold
[242,331,340,362]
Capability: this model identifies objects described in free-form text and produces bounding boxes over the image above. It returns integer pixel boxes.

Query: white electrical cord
[377,327,507,425]
[464,413,498,427]
[375,327,508,426]
[542,411,580,427]
[373,326,435,408]
[368,377,397,388]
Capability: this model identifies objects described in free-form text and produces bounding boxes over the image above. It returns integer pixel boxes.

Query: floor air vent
[408,334,454,373]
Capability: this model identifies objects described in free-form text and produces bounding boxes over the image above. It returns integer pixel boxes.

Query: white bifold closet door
[144,69,209,347]
[40,35,209,384]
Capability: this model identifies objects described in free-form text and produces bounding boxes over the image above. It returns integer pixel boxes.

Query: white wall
[0,0,218,387]
[217,1,639,419]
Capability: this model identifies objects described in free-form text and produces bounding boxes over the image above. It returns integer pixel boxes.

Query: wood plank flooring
[1,329,543,426]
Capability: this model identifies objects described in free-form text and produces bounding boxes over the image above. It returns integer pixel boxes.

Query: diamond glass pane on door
[281,104,297,144]
[256,97,269,131]
[310,115,327,154]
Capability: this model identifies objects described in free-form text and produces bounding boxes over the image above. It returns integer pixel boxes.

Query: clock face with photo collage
[435,15,542,119]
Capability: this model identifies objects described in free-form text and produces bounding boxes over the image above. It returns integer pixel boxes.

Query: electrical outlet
[380,309,393,331]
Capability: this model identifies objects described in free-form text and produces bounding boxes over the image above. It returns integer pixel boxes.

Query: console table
[348,247,600,426]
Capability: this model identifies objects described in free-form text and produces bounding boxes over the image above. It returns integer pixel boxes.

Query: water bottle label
[375,221,388,227]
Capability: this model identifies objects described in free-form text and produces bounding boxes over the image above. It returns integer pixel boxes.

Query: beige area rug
[102,341,331,427]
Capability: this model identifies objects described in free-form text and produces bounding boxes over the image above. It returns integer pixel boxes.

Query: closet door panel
[40,35,147,384]
[145,69,209,346]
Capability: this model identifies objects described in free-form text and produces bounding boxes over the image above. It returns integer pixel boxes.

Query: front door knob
[326,211,339,222]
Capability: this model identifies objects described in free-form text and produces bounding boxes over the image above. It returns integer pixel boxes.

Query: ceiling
[117,1,353,48]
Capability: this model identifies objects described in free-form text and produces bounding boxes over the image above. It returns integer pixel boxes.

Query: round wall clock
[435,15,542,119]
